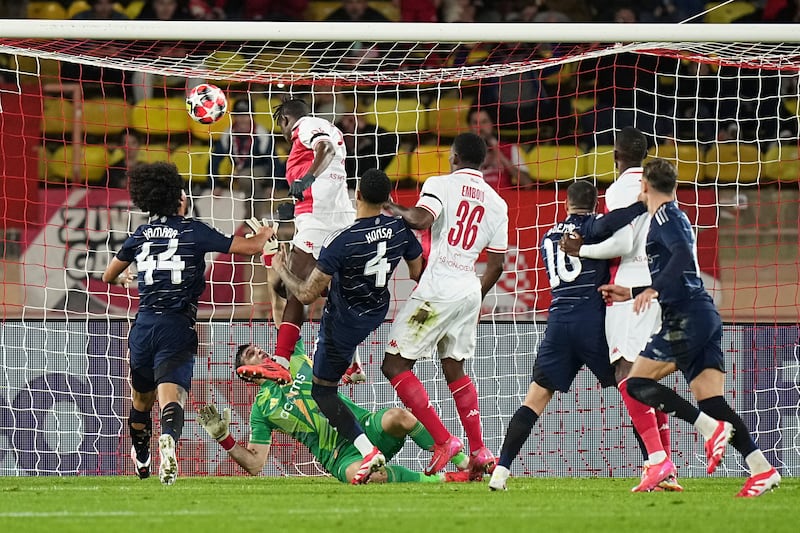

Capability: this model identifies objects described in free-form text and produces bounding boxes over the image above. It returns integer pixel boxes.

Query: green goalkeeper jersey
[248,341,370,473]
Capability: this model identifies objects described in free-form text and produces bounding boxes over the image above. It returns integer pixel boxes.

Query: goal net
[0,20,798,478]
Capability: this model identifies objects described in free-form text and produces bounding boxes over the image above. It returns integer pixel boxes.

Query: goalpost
[0,20,798,479]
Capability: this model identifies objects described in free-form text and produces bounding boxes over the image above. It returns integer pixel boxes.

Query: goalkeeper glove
[288,172,316,201]
[245,217,279,265]
[197,404,236,450]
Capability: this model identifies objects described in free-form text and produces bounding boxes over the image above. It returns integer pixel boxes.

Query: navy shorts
[532,318,615,393]
[641,304,725,383]
[128,312,197,392]
[313,308,381,383]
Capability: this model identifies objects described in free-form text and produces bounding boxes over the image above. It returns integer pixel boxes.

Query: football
[186,83,227,124]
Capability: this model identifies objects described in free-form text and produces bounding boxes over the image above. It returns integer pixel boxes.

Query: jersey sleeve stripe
[421,192,442,204]
[486,246,507,253]
[419,204,437,218]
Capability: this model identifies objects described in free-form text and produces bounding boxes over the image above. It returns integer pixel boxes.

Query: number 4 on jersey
[364,241,390,288]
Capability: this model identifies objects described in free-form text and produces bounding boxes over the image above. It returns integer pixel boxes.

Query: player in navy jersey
[488,181,647,491]
[596,159,781,497]
[102,162,277,485]
[239,169,423,484]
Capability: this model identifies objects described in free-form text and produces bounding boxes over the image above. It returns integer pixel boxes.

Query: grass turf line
[0,476,795,533]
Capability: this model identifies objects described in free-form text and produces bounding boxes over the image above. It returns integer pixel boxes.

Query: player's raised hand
[196,404,231,442]
[559,232,584,256]
[597,284,632,304]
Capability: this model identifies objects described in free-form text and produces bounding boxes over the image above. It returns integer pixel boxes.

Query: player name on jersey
[142,226,179,240]
[461,185,485,202]
[365,227,393,244]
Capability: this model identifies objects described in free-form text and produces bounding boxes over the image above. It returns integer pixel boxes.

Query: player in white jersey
[382,133,508,479]
[264,99,357,383]
[560,127,677,492]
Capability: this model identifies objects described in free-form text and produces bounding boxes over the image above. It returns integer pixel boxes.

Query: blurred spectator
[325,0,390,21]
[766,0,800,21]
[199,0,309,19]
[0,0,28,18]
[441,0,476,22]
[614,6,637,22]
[395,0,439,22]
[64,1,129,99]
[210,98,286,218]
[137,0,193,19]
[311,87,347,123]
[222,0,309,21]
[72,0,129,19]
[336,111,397,186]
[477,44,554,133]
[132,1,202,102]
[106,132,142,189]
[468,107,533,190]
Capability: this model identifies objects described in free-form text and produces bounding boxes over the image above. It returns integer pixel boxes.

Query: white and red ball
[186,84,227,124]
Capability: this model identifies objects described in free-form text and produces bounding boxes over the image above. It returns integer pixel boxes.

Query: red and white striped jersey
[285,116,353,217]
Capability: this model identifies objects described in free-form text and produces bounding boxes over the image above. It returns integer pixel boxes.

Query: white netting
[0,21,798,477]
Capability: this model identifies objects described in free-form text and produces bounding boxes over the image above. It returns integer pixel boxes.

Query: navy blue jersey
[117,216,233,314]
[316,214,422,319]
[646,201,712,309]
[541,213,611,319]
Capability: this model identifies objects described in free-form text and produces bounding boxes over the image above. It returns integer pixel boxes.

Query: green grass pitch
[0,476,795,533]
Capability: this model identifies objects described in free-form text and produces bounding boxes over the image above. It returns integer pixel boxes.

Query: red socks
[390,371,450,444]
[274,322,301,363]
[656,409,671,459]
[449,375,484,451]
[618,378,665,458]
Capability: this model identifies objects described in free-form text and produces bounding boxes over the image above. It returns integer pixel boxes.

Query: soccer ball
[186,84,227,124]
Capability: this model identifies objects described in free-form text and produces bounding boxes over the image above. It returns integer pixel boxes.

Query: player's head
[234,344,271,382]
[614,126,648,168]
[451,132,487,171]
[566,180,598,213]
[357,169,392,205]
[128,161,186,217]
[642,158,678,194]
[273,98,310,141]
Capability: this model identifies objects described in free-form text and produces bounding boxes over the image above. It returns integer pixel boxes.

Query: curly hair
[128,162,184,217]
[272,98,310,124]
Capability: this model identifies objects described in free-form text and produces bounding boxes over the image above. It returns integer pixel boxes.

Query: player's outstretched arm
[590,201,647,242]
[481,251,505,299]
[384,200,434,230]
[577,225,635,259]
[197,404,270,476]
[228,221,275,257]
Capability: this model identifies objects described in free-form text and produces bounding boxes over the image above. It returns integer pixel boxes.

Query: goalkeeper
[197,339,474,484]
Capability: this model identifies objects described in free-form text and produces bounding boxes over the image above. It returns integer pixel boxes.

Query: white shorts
[386,292,481,361]
[293,212,354,259]
[605,300,662,364]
